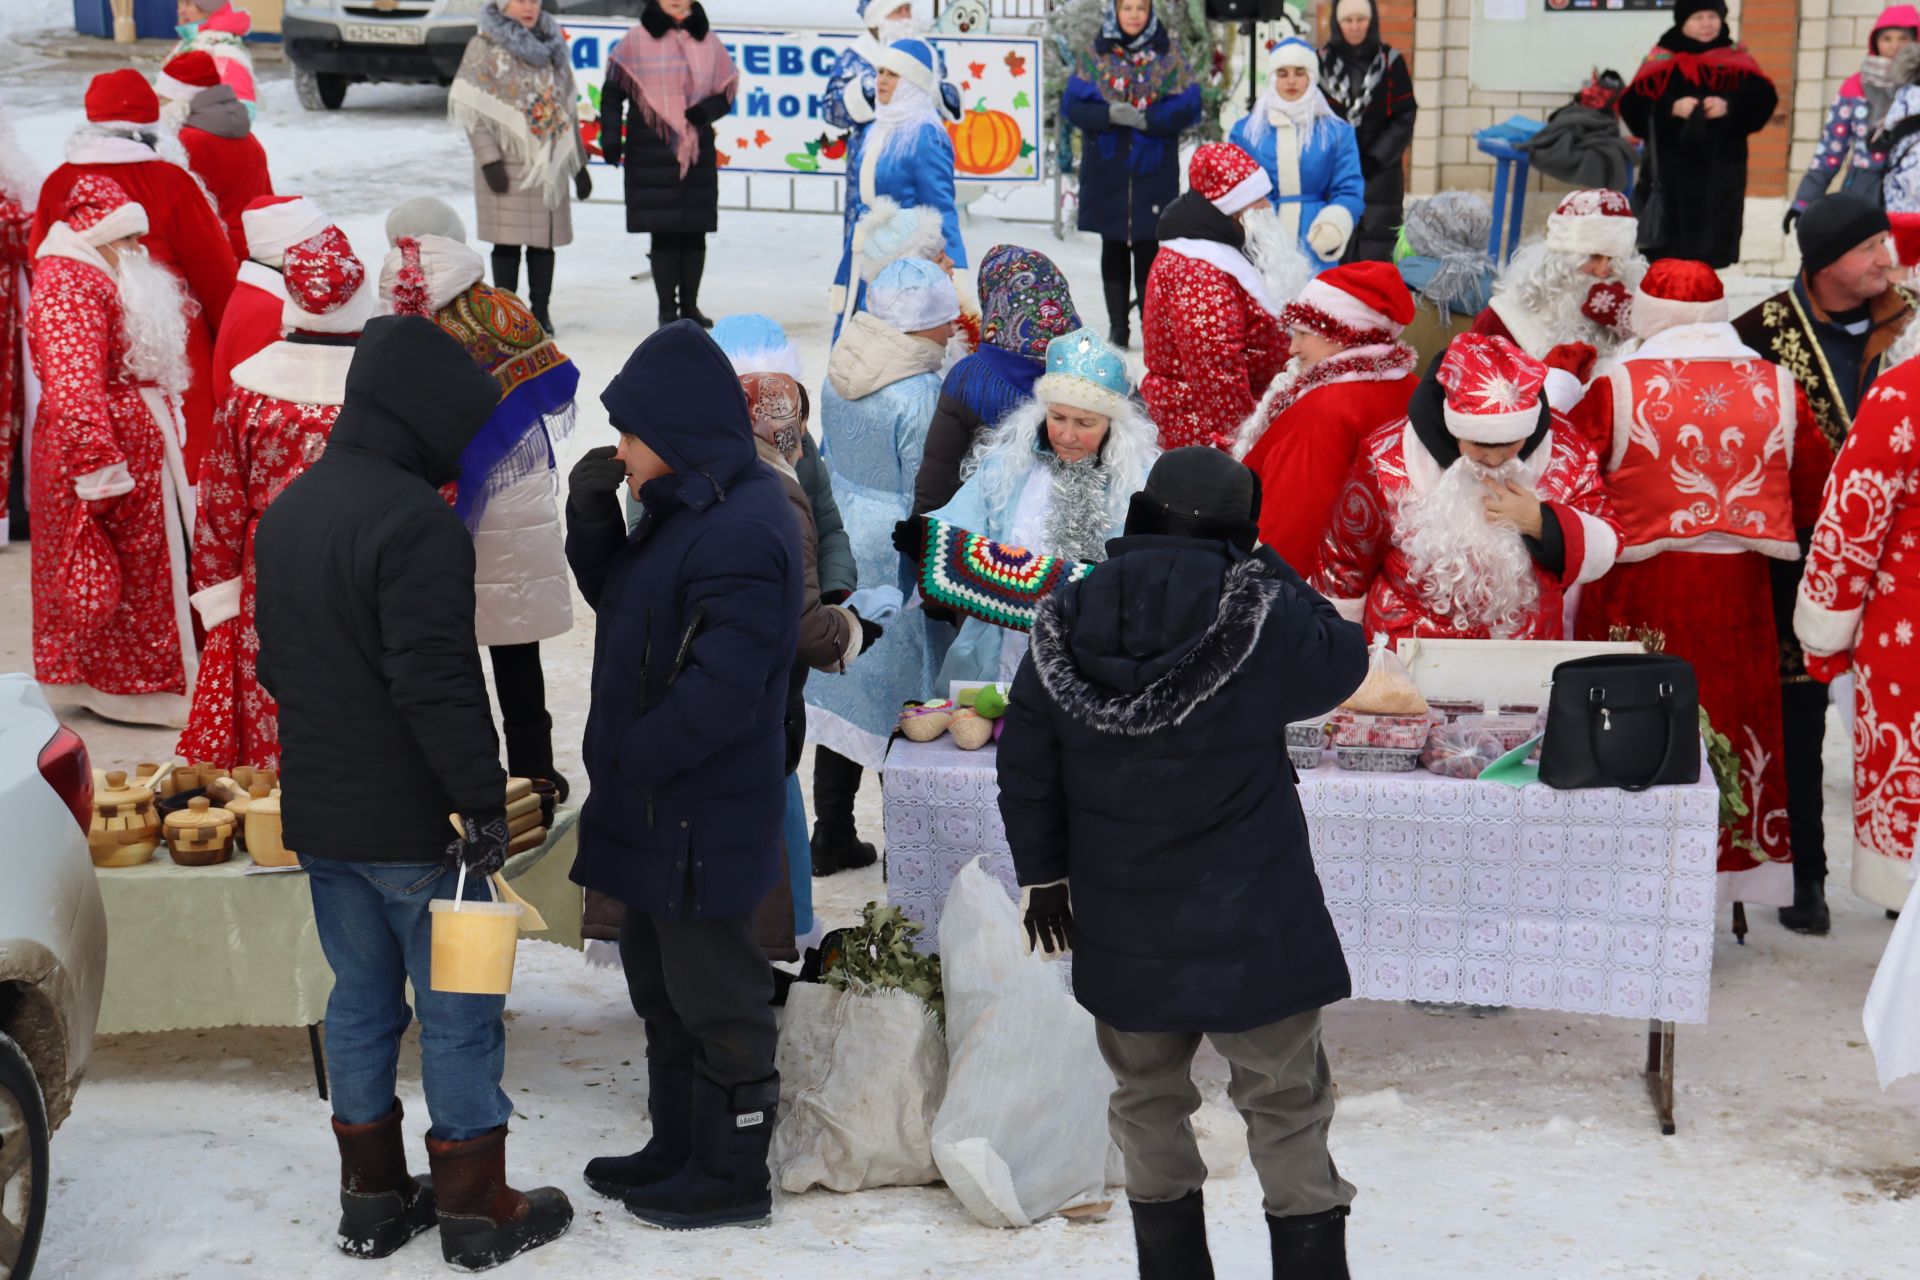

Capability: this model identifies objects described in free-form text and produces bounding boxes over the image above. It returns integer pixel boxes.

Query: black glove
[1022,883,1073,955]
[822,588,851,606]
[892,516,927,564]
[481,160,510,194]
[854,612,885,651]
[1782,206,1800,234]
[601,144,623,168]
[922,602,960,627]
[574,167,592,200]
[567,444,627,520]
[446,810,511,876]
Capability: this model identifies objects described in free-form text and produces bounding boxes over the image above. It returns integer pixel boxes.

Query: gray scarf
[479,2,569,72]
[1043,455,1114,565]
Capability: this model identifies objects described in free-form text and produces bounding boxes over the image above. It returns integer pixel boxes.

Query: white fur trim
[1568,507,1619,586]
[63,133,159,166]
[878,47,939,101]
[1545,211,1638,261]
[190,576,243,628]
[1444,399,1540,444]
[236,259,287,300]
[1543,367,1583,412]
[841,76,876,125]
[35,221,112,274]
[1485,293,1554,358]
[1331,595,1365,623]
[230,340,354,406]
[1629,290,1728,340]
[242,197,328,265]
[1294,276,1394,337]
[1035,372,1131,421]
[724,342,805,381]
[1159,238,1282,316]
[1623,320,1758,363]
[80,201,147,248]
[1213,169,1273,217]
[1794,595,1863,657]
[154,71,201,104]
[855,196,948,282]
[283,283,377,336]
[1306,205,1354,262]
[73,462,134,501]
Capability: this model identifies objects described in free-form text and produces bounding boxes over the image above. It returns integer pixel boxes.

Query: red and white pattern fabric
[1435,332,1549,443]
[1794,357,1920,910]
[0,191,31,535]
[1280,260,1415,348]
[1544,187,1638,260]
[280,226,373,335]
[1141,246,1288,450]
[1188,140,1272,216]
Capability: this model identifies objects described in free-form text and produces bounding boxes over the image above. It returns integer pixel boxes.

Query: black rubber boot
[679,243,713,328]
[583,1056,694,1198]
[331,1099,437,1259]
[525,247,556,334]
[1267,1205,1351,1279]
[622,1073,779,1230]
[489,244,521,296]
[1132,1190,1214,1280]
[809,748,875,877]
[651,248,681,327]
[425,1126,572,1272]
[1778,874,1832,935]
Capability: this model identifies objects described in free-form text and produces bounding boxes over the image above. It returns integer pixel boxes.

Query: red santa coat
[1568,323,1833,903]
[1313,413,1622,641]
[33,136,239,478]
[27,229,194,710]
[1141,241,1288,451]
[210,261,284,411]
[1794,356,1920,910]
[180,126,273,262]
[1238,342,1418,578]
[1,192,30,529]
[178,339,351,769]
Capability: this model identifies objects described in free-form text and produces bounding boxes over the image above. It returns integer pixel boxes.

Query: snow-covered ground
[3,12,1917,1279]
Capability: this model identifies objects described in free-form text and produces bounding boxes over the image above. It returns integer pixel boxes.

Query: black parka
[599,1,734,237]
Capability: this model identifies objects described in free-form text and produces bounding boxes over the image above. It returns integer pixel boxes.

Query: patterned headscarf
[1098,2,1161,53]
[740,372,805,464]
[1081,3,1193,109]
[977,244,1082,359]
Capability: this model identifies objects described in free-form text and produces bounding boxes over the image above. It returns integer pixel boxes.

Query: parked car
[0,675,107,1280]
[284,0,648,111]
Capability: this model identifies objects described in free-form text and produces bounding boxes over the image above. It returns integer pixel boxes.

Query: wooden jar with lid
[163,797,238,866]
[89,771,160,868]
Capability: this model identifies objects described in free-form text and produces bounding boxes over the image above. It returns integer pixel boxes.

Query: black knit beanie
[1798,192,1892,279]
[1673,0,1728,24]
[1125,447,1261,552]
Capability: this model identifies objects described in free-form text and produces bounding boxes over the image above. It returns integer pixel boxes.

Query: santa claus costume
[156,51,273,263]
[28,176,197,726]
[1141,143,1291,450]
[1314,332,1621,640]
[178,228,373,768]
[1568,260,1833,909]
[1,113,36,546]
[211,195,329,409]
[1235,260,1419,576]
[33,69,237,478]
[1795,332,1920,913]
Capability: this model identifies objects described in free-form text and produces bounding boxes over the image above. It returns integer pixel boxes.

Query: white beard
[0,115,38,207]
[1493,242,1647,357]
[116,246,194,398]
[1397,455,1543,637]
[159,98,193,132]
[1242,205,1310,305]
[878,16,916,45]
[1888,308,1920,372]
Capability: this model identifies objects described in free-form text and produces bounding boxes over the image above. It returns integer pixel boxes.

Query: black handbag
[1633,124,1670,253]
[1537,654,1700,792]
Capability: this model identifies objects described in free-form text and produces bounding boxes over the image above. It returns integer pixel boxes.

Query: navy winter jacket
[566,321,803,920]
[1065,60,1203,243]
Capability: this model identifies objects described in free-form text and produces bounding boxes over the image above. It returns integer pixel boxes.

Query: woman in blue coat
[1064,1,1202,348]
[1228,36,1365,275]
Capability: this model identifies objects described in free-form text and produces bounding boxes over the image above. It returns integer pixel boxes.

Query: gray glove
[1108,101,1148,131]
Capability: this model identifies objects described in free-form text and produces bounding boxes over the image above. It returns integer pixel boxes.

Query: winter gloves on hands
[1782,205,1802,234]
[481,161,510,195]
[1306,211,1349,263]
[1107,101,1148,131]
[568,445,628,522]
[1542,341,1598,385]
[854,612,886,652]
[1021,881,1073,955]
[574,167,592,201]
[446,811,512,877]
[892,516,928,565]
[1580,281,1633,332]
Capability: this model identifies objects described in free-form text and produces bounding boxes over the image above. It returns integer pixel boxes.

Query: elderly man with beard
[28,175,197,726]
[1313,333,1621,642]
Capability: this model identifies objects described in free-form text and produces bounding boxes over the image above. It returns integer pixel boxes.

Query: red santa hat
[85,68,161,127]
[1629,258,1727,339]
[1890,212,1920,269]
[1436,333,1548,445]
[1189,143,1272,218]
[1280,261,1416,346]
[155,51,221,104]
[282,227,376,336]
[241,195,331,267]
[61,174,148,249]
[1543,188,1638,262]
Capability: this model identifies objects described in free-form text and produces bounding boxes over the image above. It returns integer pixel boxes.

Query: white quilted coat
[473,462,573,647]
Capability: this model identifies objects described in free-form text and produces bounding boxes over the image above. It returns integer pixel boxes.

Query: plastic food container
[1285,720,1327,750]
[1459,714,1539,755]
[430,873,523,996]
[1427,699,1485,723]
[1288,744,1326,772]
[1335,745,1422,773]
[1328,710,1433,751]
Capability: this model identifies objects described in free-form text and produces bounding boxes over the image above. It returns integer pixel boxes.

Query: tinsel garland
[1043,453,1115,566]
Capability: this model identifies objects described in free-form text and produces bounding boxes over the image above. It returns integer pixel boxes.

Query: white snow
[2,14,1916,1280]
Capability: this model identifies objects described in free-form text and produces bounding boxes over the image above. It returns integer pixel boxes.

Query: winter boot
[525,247,556,335]
[489,244,521,297]
[424,1125,573,1272]
[1102,258,1133,350]
[583,1057,694,1198]
[621,1073,780,1230]
[1778,874,1831,935]
[1267,1205,1350,1279]
[809,748,875,877]
[650,249,682,327]
[331,1100,437,1259]
[502,713,569,806]
[1131,1190,1214,1280]
[679,243,713,328]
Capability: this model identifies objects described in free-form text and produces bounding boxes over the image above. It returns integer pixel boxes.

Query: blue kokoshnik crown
[1034,326,1131,419]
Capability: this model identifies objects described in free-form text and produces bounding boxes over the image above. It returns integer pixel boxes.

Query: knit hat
[1892,212,1920,268]
[854,196,949,282]
[1436,333,1549,445]
[85,68,160,127]
[62,174,147,249]
[384,196,468,247]
[740,372,806,464]
[1125,446,1260,552]
[282,227,375,336]
[1189,142,1272,218]
[1673,0,1727,24]
[155,51,220,103]
[1799,191,1892,278]
[1630,259,1727,339]
[379,234,485,316]
[1268,36,1320,83]
[879,39,940,100]
[1543,189,1638,261]
[711,313,805,381]
[868,256,961,332]
[1281,261,1416,345]
[242,195,330,267]
[1034,326,1131,419]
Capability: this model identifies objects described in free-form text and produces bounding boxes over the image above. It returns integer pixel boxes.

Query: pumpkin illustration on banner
[947,98,1025,176]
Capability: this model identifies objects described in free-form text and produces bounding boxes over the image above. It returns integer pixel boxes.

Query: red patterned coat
[1,191,30,528]
[27,230,194,705]
[1313,415,1622,641]
[1141,242,1288,451]
[177,339,352,768]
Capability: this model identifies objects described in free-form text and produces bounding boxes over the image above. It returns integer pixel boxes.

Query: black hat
[1797,192,1891,279]
[1124,447,1261,552]
[1673,0,1728,25]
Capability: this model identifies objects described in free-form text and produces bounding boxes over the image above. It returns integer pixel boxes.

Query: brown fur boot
[424,1125,572,1272]
[331,1099,436,1259]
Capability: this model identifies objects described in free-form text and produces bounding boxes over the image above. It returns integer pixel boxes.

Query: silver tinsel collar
[1043,454,1113,564]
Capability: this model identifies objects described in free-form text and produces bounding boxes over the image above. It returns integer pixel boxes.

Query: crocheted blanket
[917,516,1094,632]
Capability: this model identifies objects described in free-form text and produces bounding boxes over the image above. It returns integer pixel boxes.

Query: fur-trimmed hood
[1031,537,1284,737]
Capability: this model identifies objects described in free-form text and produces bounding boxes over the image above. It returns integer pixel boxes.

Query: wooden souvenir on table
[163,797,238,866]
[505,776,534,806]
[244,789,297,868]
[88,770,161,868]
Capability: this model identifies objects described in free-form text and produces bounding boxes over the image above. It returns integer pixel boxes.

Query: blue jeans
[784,773,813,936]
[304,856,513,1142]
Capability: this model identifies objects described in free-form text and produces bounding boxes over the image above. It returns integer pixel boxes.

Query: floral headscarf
[1079,3,1194,109]
[740,372,805,464]
[977,244,1082,360]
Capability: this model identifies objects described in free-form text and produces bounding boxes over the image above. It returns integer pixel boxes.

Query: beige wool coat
[466,119,584,249]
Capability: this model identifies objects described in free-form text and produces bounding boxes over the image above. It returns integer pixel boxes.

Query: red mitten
[1542,341,1598,384]
[1804,650,1851,683]
[1581,280,1634,331]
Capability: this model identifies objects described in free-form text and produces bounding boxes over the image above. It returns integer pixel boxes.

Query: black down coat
[598,1,735,237]
[254,317,508,863]
[1321,3,1417,263]
[565,321,802,921]
[997,537,1369,1033]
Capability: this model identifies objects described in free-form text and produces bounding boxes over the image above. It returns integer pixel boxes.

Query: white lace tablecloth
[882,738,1721,1025]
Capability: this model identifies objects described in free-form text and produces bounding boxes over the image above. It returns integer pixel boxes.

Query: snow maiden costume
[1227,37,1364,275]
[929,326,1159,686]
